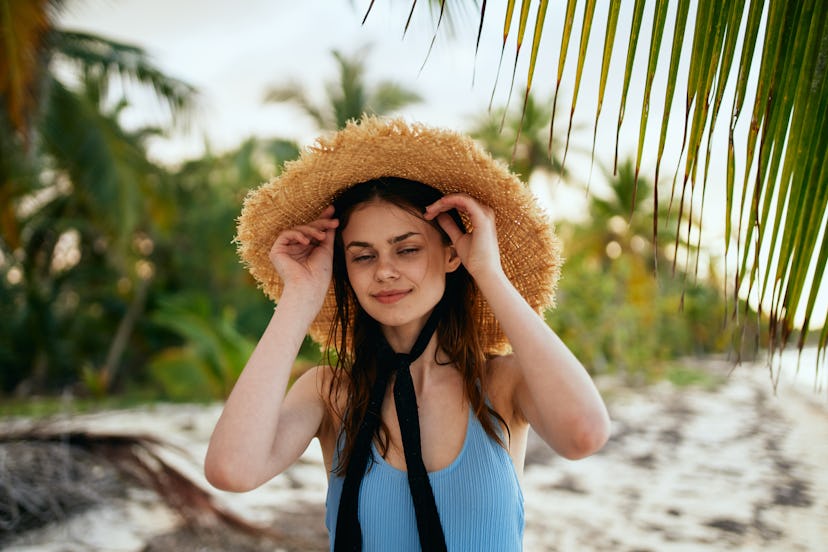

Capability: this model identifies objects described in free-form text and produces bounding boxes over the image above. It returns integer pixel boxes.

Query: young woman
[205,118,610,551]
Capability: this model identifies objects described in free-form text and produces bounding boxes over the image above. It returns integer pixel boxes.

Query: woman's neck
[379,314,430,353]
[380,326,446,389]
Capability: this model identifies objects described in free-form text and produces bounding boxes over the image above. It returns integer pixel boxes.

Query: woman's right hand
[208,206,338,492]
[269,205,339,302]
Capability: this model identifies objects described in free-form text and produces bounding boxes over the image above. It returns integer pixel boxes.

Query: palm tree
[370,1,828,363]
[1,3,197,394]
[567,158,701,276]
[263,47,423,130]
[469,90,568,182]
[2,22,195,243]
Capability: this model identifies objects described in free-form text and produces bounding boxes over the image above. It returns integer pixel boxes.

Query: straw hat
[236,117,561,355]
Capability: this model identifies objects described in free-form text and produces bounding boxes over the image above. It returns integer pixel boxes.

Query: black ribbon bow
[334,300,449,552]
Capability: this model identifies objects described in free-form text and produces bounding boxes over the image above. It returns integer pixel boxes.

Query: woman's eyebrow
[389,232,421,244]
[346,232,422,249]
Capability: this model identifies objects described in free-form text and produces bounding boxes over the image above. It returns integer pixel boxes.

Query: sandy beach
[2,352,827,551]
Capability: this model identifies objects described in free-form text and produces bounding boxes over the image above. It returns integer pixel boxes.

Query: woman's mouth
[373,290,410,304]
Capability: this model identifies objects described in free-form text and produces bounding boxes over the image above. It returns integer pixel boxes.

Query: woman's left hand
[424,193,503,280]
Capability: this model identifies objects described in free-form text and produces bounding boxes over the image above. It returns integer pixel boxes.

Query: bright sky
[58,0,712,238]
[59,0,826,329]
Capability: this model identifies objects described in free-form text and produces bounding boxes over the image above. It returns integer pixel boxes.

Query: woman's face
[340,199,460,335]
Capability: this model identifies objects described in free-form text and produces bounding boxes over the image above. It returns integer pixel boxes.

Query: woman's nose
[374,256,399,281]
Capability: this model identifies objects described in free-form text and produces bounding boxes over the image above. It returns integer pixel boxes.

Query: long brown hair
[326,177,509,475]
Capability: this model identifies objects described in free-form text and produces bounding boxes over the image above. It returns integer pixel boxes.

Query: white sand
[4,352,827,551]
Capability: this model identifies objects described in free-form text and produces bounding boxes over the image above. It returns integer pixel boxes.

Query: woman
[205,117,610,551]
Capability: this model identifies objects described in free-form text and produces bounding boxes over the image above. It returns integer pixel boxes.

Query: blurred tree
[469,90,568,183]
[548,158,732,381]
[264,47,423,130]
[145,136,304,400]
[0,2,196,394]
[567,159,701,274]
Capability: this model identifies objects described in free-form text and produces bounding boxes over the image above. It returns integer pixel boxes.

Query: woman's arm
[426,195,610,460]
[204,207,339,491]
[474,272,610,459]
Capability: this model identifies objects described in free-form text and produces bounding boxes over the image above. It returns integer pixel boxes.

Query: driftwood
[0,422,316,549]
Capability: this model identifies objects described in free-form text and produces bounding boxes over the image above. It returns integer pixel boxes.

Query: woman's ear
[445,245,462,273]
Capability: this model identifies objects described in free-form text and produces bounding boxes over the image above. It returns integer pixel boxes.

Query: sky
[58,0,826,329]
[58,1,669,185]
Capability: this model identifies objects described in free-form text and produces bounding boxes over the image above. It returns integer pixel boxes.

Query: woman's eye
[399,248,419,256]
[352,254,374,263]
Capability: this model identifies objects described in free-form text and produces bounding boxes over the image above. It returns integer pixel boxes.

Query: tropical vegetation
[1,1,820,403]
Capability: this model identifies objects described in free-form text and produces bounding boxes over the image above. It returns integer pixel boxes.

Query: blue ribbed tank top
[325,406,524,551]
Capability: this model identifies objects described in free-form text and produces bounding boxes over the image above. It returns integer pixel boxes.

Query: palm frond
[263,48,422,131]
[40,78,158,251]
[0,425,279,540]
[369,82,423,115]
[263,82,329,129]
[370,0,828,369]
[52,30,197,123]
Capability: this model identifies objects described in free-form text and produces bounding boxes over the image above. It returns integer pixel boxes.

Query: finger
[315,205,338,225]
[436,213,465,245]
[320,221,337,249]
[318,205,336,219]
[308,216,340,232]
[275,229,311,246]
[425,193,483,221]
[293,224,331,242]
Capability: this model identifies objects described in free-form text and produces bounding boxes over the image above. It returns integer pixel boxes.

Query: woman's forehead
[342,200,436,240]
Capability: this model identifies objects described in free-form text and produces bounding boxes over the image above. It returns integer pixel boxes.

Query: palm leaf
[513,0,549,157]
[418,0,447,73]
[589,1,621,190]
[53,30,196,123]
[40,78,158,252]
[548,0,579,154]
[738,2,802,328]
[652,0,690,267]
[0,425,291,542]
[633,0,669,208]
[612,0,646,173]
[264,49,422,131]
[561,0,597,168]
[498,0,532,129]
[487,0,516,109]
[472,0,488,85]
[369,0,828,368]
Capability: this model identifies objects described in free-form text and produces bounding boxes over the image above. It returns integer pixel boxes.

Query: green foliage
[547,246,732,384]
[0,15,296,398]
[148,294,254,401]
[544,159,740,384]
[470,90,741,382]
[382,0,828,362]
[0,13,200,397]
